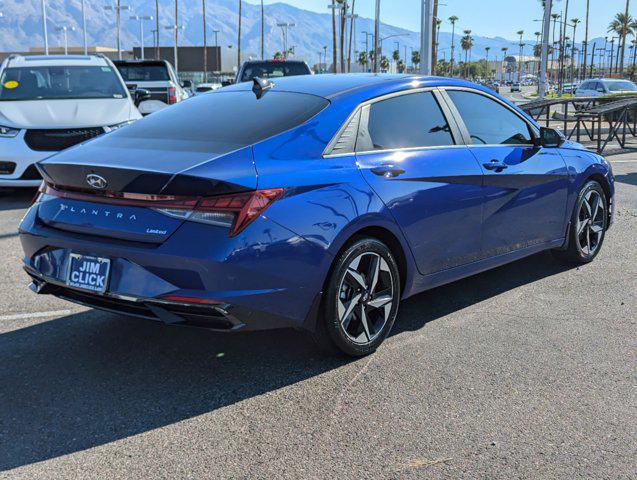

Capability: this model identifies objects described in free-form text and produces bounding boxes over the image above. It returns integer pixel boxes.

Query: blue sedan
[19,74,614,356]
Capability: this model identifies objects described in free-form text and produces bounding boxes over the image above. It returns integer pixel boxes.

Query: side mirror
[181,80,192,89]
[133,88,152,107]
[539,127,565,148]
[221,79,235,87]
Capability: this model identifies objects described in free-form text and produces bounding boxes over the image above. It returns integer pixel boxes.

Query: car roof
[223,73,488,101]
[5,54,110,68]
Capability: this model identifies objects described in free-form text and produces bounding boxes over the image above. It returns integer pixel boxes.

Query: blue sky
[245,0,634,40]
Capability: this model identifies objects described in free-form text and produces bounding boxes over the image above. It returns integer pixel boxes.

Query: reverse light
[154,188,284,236]
[0,124,20,137]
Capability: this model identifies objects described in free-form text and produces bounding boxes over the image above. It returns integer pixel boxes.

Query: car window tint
[364,91,454,151]
[447,90,532,145]
[94,91,329,154]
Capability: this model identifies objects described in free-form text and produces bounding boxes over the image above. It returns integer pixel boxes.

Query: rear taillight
[168,87,177,104]
[155,188,284,236]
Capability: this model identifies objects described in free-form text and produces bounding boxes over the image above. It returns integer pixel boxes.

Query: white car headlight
[104,120,135,133]
[0,125,20,137]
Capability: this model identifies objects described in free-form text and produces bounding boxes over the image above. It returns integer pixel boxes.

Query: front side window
[362,91,454,151]
[447,90,533,145]
[0,66,127,101]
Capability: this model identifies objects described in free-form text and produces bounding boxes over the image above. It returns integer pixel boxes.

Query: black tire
[552,180,608,263]
[314,237,401,357]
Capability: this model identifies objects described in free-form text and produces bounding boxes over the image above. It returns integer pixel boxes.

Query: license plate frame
[66,253,111,294]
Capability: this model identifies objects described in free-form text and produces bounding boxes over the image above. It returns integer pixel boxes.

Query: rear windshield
[239,62,310,82]
[116,63,170,82]
[0,66,127,101]
[94,91,329,153]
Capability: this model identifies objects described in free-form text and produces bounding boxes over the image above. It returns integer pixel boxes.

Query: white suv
[0,54,142,188]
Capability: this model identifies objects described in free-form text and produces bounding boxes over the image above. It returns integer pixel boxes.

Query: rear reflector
[160,295,224,305]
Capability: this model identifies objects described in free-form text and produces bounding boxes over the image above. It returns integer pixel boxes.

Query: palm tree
[397,59,406,73]
[461,30,473,77]
[448,16,459,76]
[336,0,346,73]
[347,0,356,72]
[608,11,633,74]
[358,50,367,69]
[571,18,580,78]
[551,13,560,78]
[583,0,590,80]
[501,46,509,80]
[412,50,421,70]
[484,46,491,78]
[260,0,265,59]
[380,55,390,72]
[516,30,524,81]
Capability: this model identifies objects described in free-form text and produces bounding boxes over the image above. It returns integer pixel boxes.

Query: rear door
[441,88,568,257]
[354,89,485,275]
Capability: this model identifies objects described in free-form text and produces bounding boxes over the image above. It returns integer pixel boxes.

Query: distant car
[486,82,500,93]
[575,78,637,97]
[0,54,143,188]
[236,59,312,84]
[510,82,521,92]
[113,59,190,115]
[562,83,579,94]
[194,82,222,95]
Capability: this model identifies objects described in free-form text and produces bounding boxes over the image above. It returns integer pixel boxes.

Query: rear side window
[447,90,533,145]
[361,91,455,151]
[94,91,329,153]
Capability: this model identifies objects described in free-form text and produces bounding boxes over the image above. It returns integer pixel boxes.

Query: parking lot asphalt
[0,155,635,479]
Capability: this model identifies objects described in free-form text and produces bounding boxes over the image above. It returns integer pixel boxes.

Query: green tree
[411,50,421,69]
[397,59,406,73]
[608,11,633,74]
[358,51,368,69]
[380,55,390,71]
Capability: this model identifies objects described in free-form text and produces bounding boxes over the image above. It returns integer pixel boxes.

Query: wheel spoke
[346,268,367,289]
[577,218,588,235]
[585,226,591,253]
[590,193,601,220]
[582,197,592,218]
[338,294,361,328]
[367,294,392,309]
[368,254,381,293]
[359,304,371,342]
[590,223,604,234]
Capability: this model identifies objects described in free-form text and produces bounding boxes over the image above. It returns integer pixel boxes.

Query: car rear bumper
[19,204,330,332]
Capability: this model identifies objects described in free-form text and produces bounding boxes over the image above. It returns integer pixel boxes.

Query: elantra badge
[86,174,107,189]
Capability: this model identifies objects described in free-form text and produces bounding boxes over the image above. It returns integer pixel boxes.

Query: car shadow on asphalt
[613,172,637,187]
[0,251,574,472]
[0,188,37,212]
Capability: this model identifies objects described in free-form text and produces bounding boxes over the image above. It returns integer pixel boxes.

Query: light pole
[276,22,295,59]
[164,24,185,75]
[80,0,88,54]
[420,0,434,75]
[130,15,153,60]
[41,0,49,55]
[105,2,131,60]
[213,29,220,72]
[345,12,358,72]
[56,26,75,55]
[538,0,551,98]
[373,0,380,73]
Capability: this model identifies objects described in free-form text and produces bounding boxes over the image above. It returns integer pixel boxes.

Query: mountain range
[0,0,611,66]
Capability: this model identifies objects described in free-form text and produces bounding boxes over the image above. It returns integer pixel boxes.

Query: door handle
[371,165,406,178]
[482,159,508,172]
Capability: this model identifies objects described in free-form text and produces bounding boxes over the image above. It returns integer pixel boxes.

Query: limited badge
[3,80,18,89]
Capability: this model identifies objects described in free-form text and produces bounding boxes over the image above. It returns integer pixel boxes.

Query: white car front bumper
[0,130,53,188]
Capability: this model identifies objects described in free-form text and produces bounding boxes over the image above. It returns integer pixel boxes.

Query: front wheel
[315,237,401,357]
[553,180,608,263]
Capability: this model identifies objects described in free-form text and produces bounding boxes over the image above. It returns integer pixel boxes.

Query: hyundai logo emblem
[86,174,108,189]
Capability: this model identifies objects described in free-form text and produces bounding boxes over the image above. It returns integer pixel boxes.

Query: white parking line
[611,160,637,163]
[0,309,73,321]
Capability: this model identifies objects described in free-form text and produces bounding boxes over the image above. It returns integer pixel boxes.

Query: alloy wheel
[337,252,394,345]
[576,190,605,256]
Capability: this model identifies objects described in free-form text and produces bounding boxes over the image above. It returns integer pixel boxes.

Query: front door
[442,89,569,257]
[355,90,484,275]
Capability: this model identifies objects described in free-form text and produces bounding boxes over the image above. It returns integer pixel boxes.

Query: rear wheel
[553,180,607,263]
[315,237,401,357]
